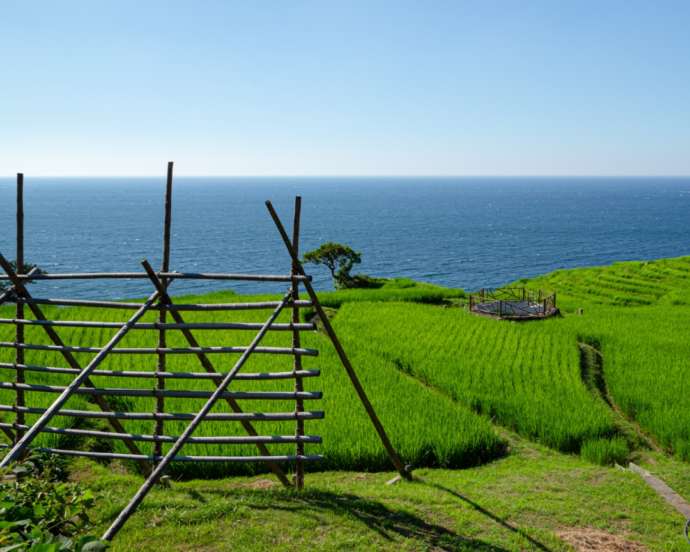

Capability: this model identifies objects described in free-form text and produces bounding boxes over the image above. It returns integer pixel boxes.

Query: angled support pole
[103,290,293,541]
[0,253,153,473]
[0,289,159,467]
[140,259,292,487]
[265,200,412,481]
[0,288,14,306]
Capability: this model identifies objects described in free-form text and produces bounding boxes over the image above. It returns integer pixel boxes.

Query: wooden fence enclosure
[0,163,410,541]
[469,287,558,320]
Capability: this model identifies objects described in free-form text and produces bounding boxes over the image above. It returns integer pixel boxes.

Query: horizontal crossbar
[0,318,316,332]
[0,423,322,444]
[0,404,325,422]
[0,363,320,381]
[0,342,319,356]
[0,445,323,463]
[13,297,314,311]
[0,382,322,400]
[1,271,311,282]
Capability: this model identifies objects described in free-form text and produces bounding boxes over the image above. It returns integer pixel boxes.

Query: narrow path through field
[577,340,662,453]
[629,462,690,520]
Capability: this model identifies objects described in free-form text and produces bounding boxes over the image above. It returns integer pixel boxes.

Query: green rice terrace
[3,258,690,550]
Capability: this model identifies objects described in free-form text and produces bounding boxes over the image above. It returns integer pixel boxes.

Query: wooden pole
[0,318,314,331]
[265,201,411,481]
[102,291,292,541]
[155,162,173,458]
[141,260,293,487]
[15,296,313,311]
[0,271,308,282]
[291,196,305,489]
[0,342,316,356]
[15,174,24,442]
[0,405,325,422]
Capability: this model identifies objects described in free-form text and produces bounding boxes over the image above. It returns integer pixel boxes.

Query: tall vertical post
[15,173,25,442]
[291,196,305,489]
[154,162,173,458]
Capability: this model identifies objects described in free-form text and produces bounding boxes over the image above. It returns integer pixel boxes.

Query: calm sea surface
[0,177,688,299]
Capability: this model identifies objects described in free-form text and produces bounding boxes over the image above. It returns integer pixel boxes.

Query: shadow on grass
[135,487,509,551]
[419,479,554,552]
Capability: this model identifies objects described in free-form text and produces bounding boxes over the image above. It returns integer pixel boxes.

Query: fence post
[15,174,25,443]
[154,162,173,460]
[291,197,305,489]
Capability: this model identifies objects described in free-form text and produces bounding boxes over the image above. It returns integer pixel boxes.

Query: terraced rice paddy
[2,256,690,475]
[0,282,500,478]
[528,256,690,460]
[334,303,616,452]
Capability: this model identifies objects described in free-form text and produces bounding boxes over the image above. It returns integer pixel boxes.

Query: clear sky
[1,1,689,176]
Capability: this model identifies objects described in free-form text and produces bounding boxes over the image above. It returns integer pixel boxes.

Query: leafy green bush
[580,437,629,466]
[0,457,106,551]
[339,274,385,289]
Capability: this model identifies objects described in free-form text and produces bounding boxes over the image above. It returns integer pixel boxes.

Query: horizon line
[1,173,690,179]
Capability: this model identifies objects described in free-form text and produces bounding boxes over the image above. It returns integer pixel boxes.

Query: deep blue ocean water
[0,177,688,299]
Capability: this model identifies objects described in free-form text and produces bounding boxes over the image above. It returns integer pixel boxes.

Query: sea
[0,177,688,299]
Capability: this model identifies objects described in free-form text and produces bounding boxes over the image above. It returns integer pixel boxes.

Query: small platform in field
[469,287,557,320]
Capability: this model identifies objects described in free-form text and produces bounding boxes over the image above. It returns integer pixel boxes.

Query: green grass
[77,437,690,551]
[331,302,615,453]
[0,281,501,478]
[525,256,690,460]
[580,437,629,466]
[5,259,690,549]
[4,256,690,472]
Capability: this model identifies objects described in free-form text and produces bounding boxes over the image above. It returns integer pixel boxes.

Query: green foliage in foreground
[0,456,105,551]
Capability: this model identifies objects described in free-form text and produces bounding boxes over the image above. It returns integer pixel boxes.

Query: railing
[0,265,322,474]
[468,287,557,319]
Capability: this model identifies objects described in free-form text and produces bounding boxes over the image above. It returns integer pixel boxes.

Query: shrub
[580,437,629,466]
[0,456,106,551]
[339,274,385,289]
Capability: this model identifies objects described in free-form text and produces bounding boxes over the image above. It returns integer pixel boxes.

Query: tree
[303,242,361,289]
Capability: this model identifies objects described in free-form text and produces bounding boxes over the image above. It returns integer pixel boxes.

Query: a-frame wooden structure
[0,163,411,541]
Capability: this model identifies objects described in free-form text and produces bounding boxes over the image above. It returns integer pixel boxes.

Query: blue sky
[1,1,689,176]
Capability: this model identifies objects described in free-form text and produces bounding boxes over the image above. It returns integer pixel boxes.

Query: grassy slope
[80,435,689,551]
[4,260,690,549]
